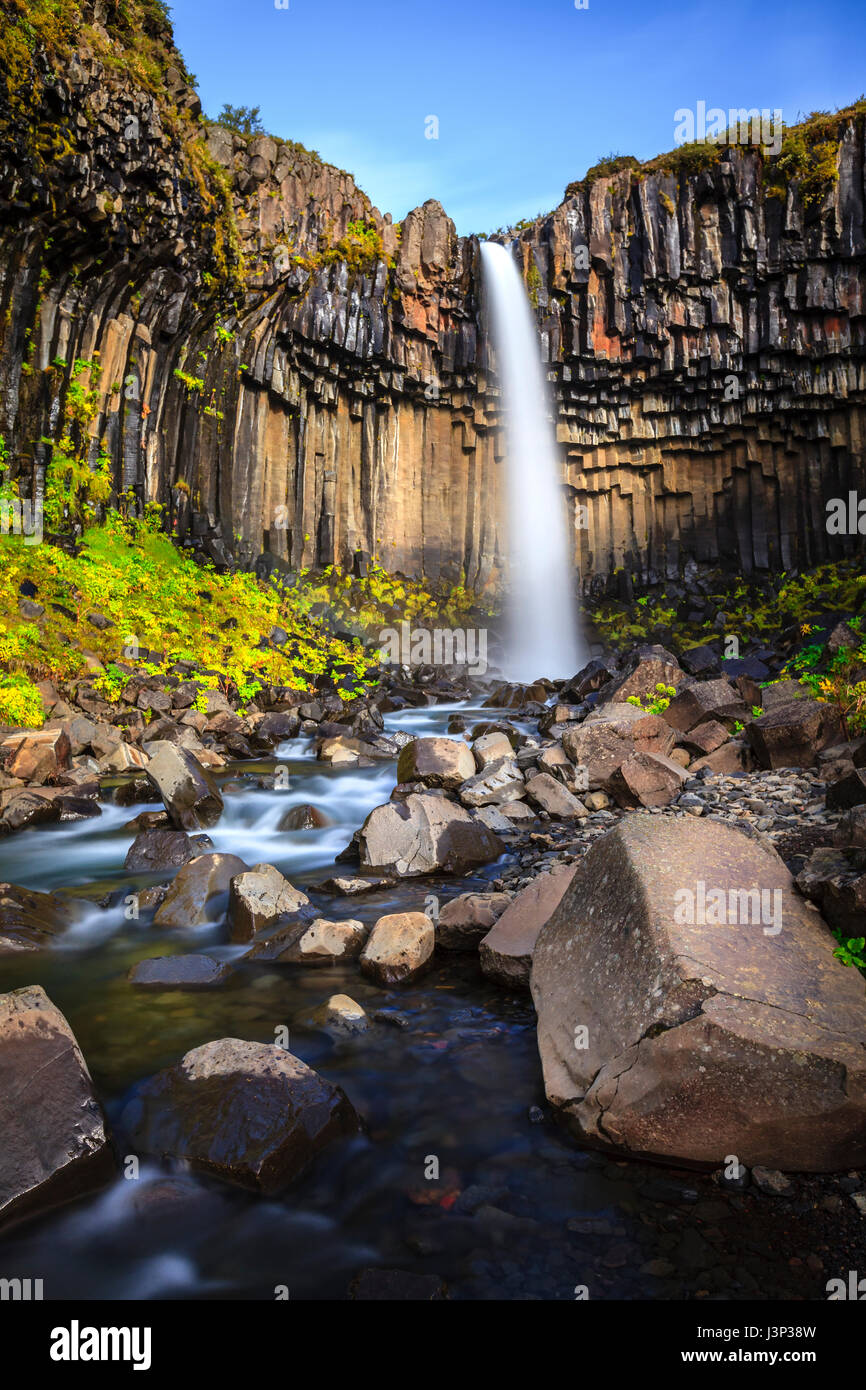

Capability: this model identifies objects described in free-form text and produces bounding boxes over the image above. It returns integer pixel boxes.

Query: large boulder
[360,911,435,984]
[0,883,74,954]
[227,864,309,943]
[0,986,114,1228]
[747,700,843,770]
[120,1039,357,1192]
[153,853,247,928]
[396,737,475,790]
[145,742,224,829]
[531,816,866,1171]
[480,866,577,987]
[358,794,503,877]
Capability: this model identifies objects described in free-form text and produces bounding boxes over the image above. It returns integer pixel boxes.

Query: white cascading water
[480,240,587,682]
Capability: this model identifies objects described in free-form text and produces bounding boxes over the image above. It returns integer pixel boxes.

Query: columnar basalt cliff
[2,1,865,592]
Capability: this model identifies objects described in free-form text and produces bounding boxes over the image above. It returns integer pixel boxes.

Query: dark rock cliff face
[1,3,865,591]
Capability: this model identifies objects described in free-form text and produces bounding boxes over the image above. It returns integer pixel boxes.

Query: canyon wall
[1,2,865,593]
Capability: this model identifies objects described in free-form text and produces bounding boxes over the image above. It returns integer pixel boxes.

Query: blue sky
[168,0,866,234]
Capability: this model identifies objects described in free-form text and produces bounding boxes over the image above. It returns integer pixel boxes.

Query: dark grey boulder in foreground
[531,815,866,1171]
[0,986,114,1229]
[121,1038,358,1192]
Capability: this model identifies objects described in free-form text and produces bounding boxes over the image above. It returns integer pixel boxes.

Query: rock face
[358,794,503,876]
[531,816,866,1171]
[2,6,864,589]
[0,986,114,1229]
[121,1039,357,1193]
[479,866,577,987]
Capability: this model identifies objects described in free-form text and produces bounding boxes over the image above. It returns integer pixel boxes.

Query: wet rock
[0,790,62,834]
[436,891,511,951]
[227,864,309,943]
[479,865,577,988]
[121,1038,357,1193]
[154,853,248,929]
[145,741,224,829]
[747,700,843,770]
[318,994,369,1035]
[0,882,74,953]
[265,917,367,965]
[397,736,475,790]
[606,751,688,808]
[0,986,114,1229]
[360,911,435,984]
[128,955,232,990]
[358,793,503,876]
[278,803,333,830]
[524,772,588,818]
[458,757,525,807]
[531,815,866,1170]
[124,829,213,873]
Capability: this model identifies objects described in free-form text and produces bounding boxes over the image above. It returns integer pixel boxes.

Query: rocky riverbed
[1,639,866,1300]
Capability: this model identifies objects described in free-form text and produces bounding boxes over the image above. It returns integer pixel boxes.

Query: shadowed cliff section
[1,1,865,590]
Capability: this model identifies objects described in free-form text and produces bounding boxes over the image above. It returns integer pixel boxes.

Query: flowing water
[480,241,587,684]
[0,705,838,1300]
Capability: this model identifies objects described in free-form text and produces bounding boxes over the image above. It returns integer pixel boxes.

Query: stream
[0,702,841,1301]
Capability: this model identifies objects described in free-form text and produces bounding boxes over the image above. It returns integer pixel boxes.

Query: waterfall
[480,241,587,683]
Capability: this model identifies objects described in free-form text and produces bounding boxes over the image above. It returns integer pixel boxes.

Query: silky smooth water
[480,241,587,684]
[0,704,840,1301]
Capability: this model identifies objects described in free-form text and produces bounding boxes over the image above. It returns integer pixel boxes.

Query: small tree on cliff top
[217,104,265,137]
